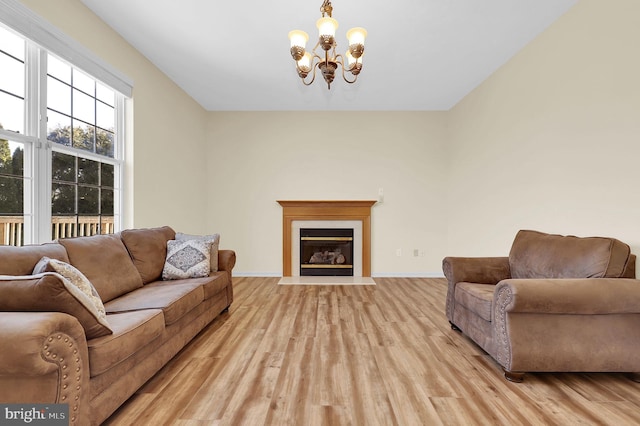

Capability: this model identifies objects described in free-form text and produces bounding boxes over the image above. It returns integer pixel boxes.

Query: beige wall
[20,0,209,233]
[20,0,640,275]
[206,112,449,275]
[447,0,640,262]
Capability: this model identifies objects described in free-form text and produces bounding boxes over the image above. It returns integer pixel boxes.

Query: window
[0,10,129,246]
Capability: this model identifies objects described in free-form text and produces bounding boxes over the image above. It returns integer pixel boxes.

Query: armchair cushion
[509,230,631,279]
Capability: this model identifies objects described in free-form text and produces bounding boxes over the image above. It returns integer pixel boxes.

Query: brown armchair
[443,229,640,382]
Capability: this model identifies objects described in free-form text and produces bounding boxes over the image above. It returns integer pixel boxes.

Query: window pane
[96,101,114,131]
[0,52,25,97]
[78,185,99,215]
[0,138,25,246]
[0,92,24,134]
[72,88,95,125]
[96,83,114,107]
[47,76,71,115]
[96,129,114,157]
[101,189,114,215]
[0,175,23,214]
[78,157,99,185]
[72,69,94,95]
[47,110,72,146]
[51,182,75,215]
[47,54,71,84]
[0,26,24,61]
[52,151,75,183]
[72,121,95,152]
[101,163,114,187]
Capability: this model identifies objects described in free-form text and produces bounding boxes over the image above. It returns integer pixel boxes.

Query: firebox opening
[300,228,354,276]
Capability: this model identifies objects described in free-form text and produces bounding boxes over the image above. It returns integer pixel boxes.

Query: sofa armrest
[0,312,90,426]
[495,278,640,315]
[443,256,510,322]
[218,249,236,273]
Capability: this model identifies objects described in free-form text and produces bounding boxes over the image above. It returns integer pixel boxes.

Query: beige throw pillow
[31,257,112,338]
[175,232,220,272]
[162,239,211,280]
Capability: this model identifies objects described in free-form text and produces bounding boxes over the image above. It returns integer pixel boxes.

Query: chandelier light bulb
[346,27,367,46]
[316,17,338,38]
[288,30,309,49]
[297,52,312,72]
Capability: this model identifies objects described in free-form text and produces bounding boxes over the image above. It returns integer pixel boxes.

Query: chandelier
[288,0,367,89]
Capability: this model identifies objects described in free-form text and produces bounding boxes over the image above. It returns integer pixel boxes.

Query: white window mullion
[33,49,51,243]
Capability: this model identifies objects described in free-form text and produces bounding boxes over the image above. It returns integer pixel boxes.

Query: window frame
[0,2,129,244]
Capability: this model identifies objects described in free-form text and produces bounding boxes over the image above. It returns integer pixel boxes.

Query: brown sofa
[443,229,640,382]
[0,226,235,425]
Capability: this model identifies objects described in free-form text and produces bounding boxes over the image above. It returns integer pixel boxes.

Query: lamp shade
[288,30,309,49]
[346,27,367,46]
[297,52,312,71]
[316,17,338,37]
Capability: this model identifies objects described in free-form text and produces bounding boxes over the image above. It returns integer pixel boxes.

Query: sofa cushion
[455,282,494,322]
[104,282,204,325]
[87,309,164,377]
[0,243,69,275]
[509,230,631,279]
[162,239,211,280]
[0,273,112,338]
[175,232,220,272]
[121,226,176,284]
[58,234,143,303]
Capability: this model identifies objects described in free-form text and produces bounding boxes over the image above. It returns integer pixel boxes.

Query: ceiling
[80,0,577,111]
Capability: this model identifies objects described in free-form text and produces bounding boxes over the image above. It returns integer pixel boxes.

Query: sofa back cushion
[120,226,176,284]
[0,243,69,275]
[509,230,631,279]
[58,233,143,303]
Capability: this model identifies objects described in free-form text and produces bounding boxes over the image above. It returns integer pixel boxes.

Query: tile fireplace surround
[277,200,376,277]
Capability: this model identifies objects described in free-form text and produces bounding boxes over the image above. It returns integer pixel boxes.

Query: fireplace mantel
[277,200,376,277]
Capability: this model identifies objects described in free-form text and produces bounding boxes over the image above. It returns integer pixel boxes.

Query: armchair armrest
[493,278,640,373]
[0,312,90,426]
[443,256,511,322]
[495,278,640,315]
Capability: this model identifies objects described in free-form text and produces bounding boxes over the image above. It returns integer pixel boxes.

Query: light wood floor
[104,277,640,425]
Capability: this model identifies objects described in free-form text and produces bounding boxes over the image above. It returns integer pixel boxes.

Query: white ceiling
[80,0,577,111]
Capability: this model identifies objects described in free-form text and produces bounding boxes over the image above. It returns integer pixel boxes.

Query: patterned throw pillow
[32,257,112,338]
[162,239,211,280]
[175,232,220,272]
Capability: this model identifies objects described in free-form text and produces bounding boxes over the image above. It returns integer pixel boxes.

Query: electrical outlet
[413,249,419,257]
[396,248,402,257]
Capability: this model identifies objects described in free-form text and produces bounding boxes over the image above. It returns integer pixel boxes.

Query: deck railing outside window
[0,216,114,246]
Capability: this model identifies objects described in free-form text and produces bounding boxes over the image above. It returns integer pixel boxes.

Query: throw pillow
[32,257,111,338]
[175,232,220,272]
[162,239,211,280]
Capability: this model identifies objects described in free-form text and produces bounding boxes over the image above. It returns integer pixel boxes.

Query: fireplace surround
[277,200,376,277]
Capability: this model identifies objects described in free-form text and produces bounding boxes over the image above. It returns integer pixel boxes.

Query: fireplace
[300,228,354,276]
[277,200,376,277]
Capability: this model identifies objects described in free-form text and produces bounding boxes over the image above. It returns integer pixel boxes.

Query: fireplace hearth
[300,228,354,276]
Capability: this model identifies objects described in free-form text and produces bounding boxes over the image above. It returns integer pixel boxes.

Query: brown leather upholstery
[0,227,235,425]
[59,233,144,303]
[120,226,176,284]
[443,230,640,381]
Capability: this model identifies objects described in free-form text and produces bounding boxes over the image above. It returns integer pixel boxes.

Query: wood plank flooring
[103,277,640,425]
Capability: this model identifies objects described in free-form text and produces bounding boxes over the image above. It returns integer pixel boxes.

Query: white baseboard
[233,272,445,278]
